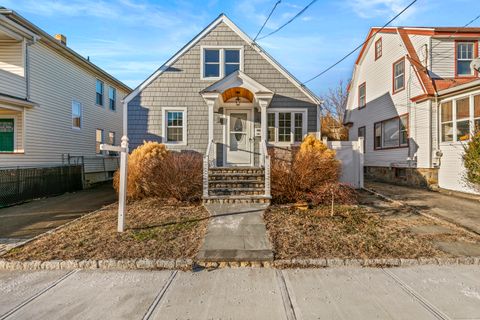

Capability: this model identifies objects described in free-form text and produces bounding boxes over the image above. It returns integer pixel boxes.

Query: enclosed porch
[0,95,34,154]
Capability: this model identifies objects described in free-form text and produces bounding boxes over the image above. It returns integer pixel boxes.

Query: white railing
[203,140,215,198]
[261,140,271,198]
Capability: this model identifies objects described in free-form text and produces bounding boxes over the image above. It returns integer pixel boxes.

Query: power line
[254,0,282,42]
[256,0,318,41]
[302,0,417,85]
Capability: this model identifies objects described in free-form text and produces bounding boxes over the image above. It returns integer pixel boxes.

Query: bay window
[374,114,408,150]
[441,94,480,142]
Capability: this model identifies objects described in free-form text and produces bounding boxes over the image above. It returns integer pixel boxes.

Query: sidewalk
[0,184,116,254]
[1,266,479,319]
[366,181,480,235]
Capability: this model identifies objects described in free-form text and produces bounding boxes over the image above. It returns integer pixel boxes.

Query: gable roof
[123,13,321,105]
[0,8,131,93]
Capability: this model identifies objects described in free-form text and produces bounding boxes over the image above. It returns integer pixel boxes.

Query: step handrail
[203,140,214,198]
[261,140,271,198]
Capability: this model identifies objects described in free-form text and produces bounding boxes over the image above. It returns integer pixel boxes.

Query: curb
[1,257,479,271]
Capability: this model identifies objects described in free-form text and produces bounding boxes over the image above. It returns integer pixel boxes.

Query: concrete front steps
[203,167,271,204]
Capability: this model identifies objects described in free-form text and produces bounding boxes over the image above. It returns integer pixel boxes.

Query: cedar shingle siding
[128,22,318,153]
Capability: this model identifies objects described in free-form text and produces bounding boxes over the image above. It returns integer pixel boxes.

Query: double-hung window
[374,115,409,150]
[96,129,104,155]
[358,83,366,109]
[393,58,405,93]
[96,80,104,106]
[202,47,242,79]
[267,110,307,144]
[456,42,475,77]
[72,100,82,129]
[375,38,382,60]
[108,87,116,111]
[441,94,480,142]
[163,108,186,144]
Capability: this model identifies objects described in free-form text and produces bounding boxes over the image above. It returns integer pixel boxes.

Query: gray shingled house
[123,14,321,204]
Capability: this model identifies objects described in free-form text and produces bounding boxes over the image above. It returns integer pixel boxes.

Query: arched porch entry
[200,70,273,167]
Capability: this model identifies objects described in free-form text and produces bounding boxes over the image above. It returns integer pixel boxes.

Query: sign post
[100,135,129,232]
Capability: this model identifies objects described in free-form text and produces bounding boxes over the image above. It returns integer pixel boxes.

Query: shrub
[114,141,168,199]
[271,135,355,205]
[114,142,203,202]
[463,131,480,189]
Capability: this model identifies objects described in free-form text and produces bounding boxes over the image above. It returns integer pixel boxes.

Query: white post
[259,100,268,167]
[358,137,365,189]
[207,100,214,143]
[118,135,129,232]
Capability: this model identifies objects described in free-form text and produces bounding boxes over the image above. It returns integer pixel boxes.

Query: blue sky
[2,0,479,95]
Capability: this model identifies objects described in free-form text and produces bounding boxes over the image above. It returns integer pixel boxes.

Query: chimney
[54,34,67,46]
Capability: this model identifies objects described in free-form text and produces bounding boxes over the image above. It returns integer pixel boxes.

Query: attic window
[201,47,242,80]
[375,38,382,60]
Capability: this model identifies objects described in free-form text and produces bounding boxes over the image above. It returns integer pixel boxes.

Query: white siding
[431,38,455,78]
[0,40,26,98]
[0,41,127,170]
[347,32,424,167]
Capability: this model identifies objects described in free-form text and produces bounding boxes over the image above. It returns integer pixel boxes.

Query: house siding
[0,41,127,170]
[127,22,318,154]
[431,38,456,78]
[0,40,26,98]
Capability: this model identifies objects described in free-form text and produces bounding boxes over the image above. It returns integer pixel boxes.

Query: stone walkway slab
[197,204,273,262]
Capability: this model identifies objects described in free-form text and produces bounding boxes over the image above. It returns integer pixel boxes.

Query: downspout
[25,40,30,100]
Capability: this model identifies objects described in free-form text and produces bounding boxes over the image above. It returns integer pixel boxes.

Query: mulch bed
[4,198,209,261]
[265,205,480,260]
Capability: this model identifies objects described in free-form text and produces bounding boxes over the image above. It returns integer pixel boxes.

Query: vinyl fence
[326,137,364,189]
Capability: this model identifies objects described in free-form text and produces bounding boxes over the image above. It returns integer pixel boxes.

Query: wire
[302,0,418,85]
[256,0,319,41]
[254,0,282,42]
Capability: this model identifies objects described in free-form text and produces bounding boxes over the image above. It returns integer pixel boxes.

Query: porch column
[206,99,215,143]
[258,99,269,166]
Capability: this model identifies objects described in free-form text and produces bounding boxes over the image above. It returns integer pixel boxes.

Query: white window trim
[266,108,308,146]
[71,100,82,130]
[96,79,104,107]
[108,86,117,112]
[440,90,480,145]
[200,46,244,80]
[95,128,104,156]
[161,107,188,145]
[0,115,19,153]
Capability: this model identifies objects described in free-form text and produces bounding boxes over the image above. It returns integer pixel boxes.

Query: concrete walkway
[1,266,479,319]
[366,181,480,235]
[197,204,273,262]
[0,184,116,255]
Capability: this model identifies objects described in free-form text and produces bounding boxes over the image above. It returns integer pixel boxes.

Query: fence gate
[326,138,364,189]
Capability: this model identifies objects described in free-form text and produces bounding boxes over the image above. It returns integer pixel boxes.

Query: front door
[226,110,252,166]
[0,119,14,152]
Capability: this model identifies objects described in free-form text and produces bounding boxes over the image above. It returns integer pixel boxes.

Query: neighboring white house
[0,8,131,186]
[344,26,480,194]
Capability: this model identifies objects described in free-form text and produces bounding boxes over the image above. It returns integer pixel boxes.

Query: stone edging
[1,257,479,271]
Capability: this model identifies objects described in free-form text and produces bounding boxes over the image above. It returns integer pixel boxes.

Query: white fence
[326,137,364,189]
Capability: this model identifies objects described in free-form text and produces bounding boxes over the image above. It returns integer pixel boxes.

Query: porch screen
[0,119,14,152]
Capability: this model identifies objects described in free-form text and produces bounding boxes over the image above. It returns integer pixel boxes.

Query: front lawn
[5,198,209,261]
[265,204,480,259]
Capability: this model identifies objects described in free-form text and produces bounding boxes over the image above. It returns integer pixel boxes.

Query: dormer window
[201,47,242,80]
[456,42,476,77]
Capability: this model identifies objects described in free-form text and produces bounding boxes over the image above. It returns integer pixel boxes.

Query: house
[0,7,131,197]
[123,14,321,203]
[344,26,480,194]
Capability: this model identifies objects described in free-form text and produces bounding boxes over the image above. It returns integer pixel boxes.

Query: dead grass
[5,198,209,261]
[265,205,480,259]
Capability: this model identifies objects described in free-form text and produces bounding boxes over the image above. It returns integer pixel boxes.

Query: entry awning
[0,93,38,110]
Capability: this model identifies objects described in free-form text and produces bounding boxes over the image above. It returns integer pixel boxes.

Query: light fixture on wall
[235,90,241,106]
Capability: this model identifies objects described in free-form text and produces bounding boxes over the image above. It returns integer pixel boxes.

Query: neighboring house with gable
[123,14,321,203]
[0,8,131,189]
[344,26,480,194]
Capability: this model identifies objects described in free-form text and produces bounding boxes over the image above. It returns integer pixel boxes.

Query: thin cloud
[348,0,419,22]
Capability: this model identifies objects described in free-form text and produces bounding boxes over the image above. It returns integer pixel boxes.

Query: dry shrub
[114,141,168,199]
[142,151,203,203]
[114,142,202,202]
[271,135,355,205]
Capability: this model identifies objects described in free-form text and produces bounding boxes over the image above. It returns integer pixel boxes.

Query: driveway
[366,181,480,235]
[0,184,116,254]
[0,266,479,319]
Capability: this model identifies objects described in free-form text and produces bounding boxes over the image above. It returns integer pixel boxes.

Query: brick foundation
[365,166,438,189]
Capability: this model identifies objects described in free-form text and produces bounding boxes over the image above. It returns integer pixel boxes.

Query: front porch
[200,71,273,203]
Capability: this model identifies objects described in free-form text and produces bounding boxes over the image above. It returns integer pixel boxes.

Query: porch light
[235,90,241,105]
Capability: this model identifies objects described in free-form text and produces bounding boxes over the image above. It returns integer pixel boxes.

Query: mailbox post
[100,135,129,232]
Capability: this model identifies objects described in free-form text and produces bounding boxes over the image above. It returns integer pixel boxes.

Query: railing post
[117,136,129,233]
[358,137,365,189]
[265,155,271,198]
[203,155,209,198]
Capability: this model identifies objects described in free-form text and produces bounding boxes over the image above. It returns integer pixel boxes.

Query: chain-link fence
[0,165,83,208]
